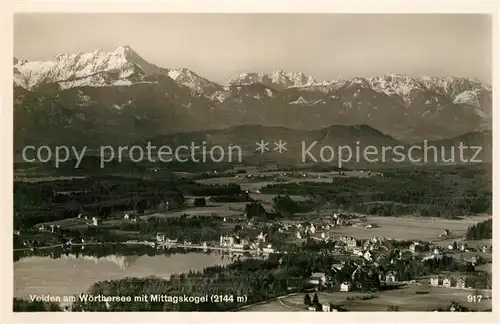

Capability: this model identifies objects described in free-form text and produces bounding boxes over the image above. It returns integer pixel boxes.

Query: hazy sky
[14,14,492,84]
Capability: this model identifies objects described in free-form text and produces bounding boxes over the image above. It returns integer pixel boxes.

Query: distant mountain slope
[418,130,492,163]
[140,124,490,166]
[13,77,217,147]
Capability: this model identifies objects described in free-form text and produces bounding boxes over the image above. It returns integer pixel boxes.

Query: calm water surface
[14,252,233,301]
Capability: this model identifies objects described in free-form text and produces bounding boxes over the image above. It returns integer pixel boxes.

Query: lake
[14,251,234,303]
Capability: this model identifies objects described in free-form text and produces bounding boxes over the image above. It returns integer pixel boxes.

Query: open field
[244,285,492,312]
[14,175,88,183]
[323,215,491,241]
[476,263,493,274]
[195,176,332,192]
[142,206,244,219]
[35,217,88,229]
[434,238,492,249]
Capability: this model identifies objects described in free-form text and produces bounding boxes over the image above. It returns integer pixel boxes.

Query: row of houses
[37,223,61,233]
[156,233,178,244]
[219,235,275,253]
[430,276,467,289]
[275,214,355,236]
[37,215,103,233]
[123,213,138,222]
[76,214,102,226]
[309,268,398,292]
[338,235,358,248]
[269,213,359,239]
[308,303,344,312]
[308,272,353,292]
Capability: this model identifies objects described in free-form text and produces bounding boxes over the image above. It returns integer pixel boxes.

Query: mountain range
[13,45,492,149]
[140,124,492,166]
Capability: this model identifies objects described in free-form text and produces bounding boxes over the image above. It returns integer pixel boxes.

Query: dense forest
[262,165,491,218]
[272,195,317,216]
[14,176,180,228]
[70,253,352,311]
[465,218,492,240]
[13,176,248,229]
[13,298,62,312]
[15,165,490,230]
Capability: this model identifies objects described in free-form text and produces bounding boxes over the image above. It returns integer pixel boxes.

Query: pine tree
[304,293,311,306]
[313,293,319,304]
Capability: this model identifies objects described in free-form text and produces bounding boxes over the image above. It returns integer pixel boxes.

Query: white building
[220,236,235,247]
[156,233,165,242]
[166,238,178,244]
[443,278,452,288]
[332,263,344,271]
[346,238,357,248]
[340,282,352,292]
[91,217,100,226]
[233,243,245,250]
[430,277,440,287]
[257,232,267,242]
[385,272,396,283]
[409,242,421,253]
[262,244,275,253]
[309,272,327,285]
[363,250,373,261]
[353,247,363,256]
[456,277,466,289]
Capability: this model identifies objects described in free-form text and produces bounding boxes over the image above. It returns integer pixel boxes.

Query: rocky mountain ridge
[13,46,492,147]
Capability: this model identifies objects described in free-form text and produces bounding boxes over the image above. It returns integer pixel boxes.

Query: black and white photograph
[9,8,495,316]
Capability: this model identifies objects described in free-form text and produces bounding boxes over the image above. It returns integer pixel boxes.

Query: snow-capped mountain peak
[227,70,322,89]
[167,67,222,95]
[368,74,490,105]
[14,45,168,90]
[14,46,223,96]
